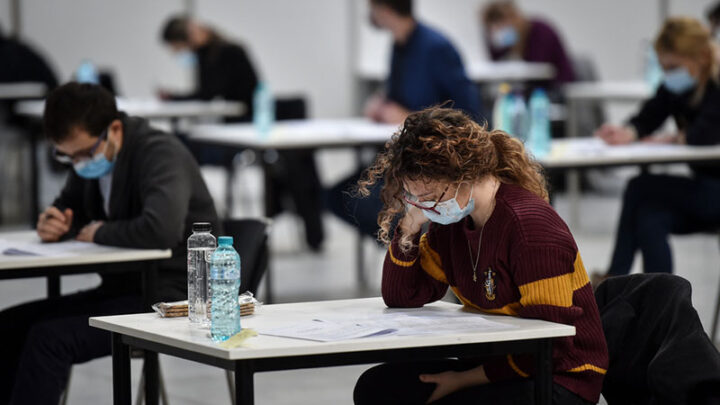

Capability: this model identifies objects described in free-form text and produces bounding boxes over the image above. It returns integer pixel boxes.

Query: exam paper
[0,238,95,257]
[258,309,515,342]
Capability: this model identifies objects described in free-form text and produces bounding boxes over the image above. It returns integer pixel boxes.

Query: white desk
[357,60,555,83]
[15,98,245,120]
[90,297,575,405]
[0,82,47,99]
[564,81,653,102]
[0,230,171,298]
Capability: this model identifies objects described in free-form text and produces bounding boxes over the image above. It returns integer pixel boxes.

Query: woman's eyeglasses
[403,185,450,214]
[53,130,108,165]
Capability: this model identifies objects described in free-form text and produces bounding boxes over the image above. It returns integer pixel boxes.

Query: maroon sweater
[383,184,608,403]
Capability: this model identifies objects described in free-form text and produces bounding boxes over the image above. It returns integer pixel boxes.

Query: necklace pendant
[472,270,477,283]
[484,268,496,301]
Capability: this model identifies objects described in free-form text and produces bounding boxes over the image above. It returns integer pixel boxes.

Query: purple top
[486,18,575,85]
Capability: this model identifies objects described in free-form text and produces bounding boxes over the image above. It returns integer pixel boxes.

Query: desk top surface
[15,98,244,119]
[0,231,171,270]
[358,61,555,82]
[0,82,47,99]
[564,81,652,101]
[90,297,575,361]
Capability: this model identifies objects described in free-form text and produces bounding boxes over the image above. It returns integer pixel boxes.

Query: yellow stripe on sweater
[419,234,448,284]
[566,364,607,375]
[507,355,530,378]
[388,245,416,267]
[517,253,590,308]
[452,287,522,316]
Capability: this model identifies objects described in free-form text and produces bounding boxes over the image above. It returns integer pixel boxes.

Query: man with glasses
[0,82,219,405]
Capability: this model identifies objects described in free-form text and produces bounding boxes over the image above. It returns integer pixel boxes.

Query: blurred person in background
[329,0,482,239]
[480,1,575,89]
[592,17,720,285]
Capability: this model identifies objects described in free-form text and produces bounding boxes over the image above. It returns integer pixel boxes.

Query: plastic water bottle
[643,44,663,90]
[187,222,216,325]
[210,236,241,342]
[492,83,512,133]
[253,81,275,138]
[508,92,530,142]
[527,88,552,158]
[76,60,100,84]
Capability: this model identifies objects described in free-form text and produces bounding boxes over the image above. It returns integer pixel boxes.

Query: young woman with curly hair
[353,107,607,405]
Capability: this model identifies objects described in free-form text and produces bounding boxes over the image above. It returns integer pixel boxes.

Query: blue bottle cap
[218,236,234,246]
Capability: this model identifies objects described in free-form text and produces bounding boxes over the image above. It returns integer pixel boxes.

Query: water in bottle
[253,81,275,138]
[492,83,512,133]
[508,92,529,142]
[527,88,552,158]
[187,222,216,325]
[210,236,242,342]
[643,43,663,90]
[76,60,100,84]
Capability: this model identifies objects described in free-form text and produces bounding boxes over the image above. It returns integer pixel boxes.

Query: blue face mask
[175,50,197,68]
[73,141,116,179]
[421,185,475,225]
[663,67,696,94]
[491,26,518,49]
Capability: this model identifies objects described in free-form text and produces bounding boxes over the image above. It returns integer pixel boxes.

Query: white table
[0,230,171,298]
[357,60,555,83]
[90,297,575,405]
[0,82,47,99]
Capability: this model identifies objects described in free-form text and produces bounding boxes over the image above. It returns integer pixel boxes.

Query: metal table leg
[112,333,131,405]
[47,274,60,298]
[235,360,255,405]
[534,338,553,405]
[144,351,160,405]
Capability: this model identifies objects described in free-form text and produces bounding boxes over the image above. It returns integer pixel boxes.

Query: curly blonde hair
[358,107,548,250]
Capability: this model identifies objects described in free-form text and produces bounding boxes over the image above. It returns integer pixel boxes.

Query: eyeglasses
[53,129,108,165]
[403,184,450,214]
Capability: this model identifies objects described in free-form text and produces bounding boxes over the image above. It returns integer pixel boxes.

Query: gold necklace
[467,181,499,283]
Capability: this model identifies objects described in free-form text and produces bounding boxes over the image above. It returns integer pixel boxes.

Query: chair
[595,274,720,404]
[61,218,272,405]
[711,234,720,344]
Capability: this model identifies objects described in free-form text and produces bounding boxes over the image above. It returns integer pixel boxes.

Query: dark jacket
[629,77,720,178]
[172,38,258,122]
[53,115,219,301]
[595,274,720,404]
[0,36,58,90]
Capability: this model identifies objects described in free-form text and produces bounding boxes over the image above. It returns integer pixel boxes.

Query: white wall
[7,0,718,119]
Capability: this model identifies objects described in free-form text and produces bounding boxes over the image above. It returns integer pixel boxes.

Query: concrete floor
[1,148,719,404]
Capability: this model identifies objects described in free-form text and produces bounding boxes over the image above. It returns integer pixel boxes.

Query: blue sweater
[387,22,482,120]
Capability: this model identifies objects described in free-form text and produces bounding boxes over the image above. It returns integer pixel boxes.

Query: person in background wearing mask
[353,107,606,405]
[159,15,258,122]
[591,18,720,286]
[480,1,575,87]
[329,0,482,239]
[0,83,219,405]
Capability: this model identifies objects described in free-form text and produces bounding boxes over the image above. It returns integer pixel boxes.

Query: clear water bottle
[492,83,512,133]
[76,60,100,84]
[527,88,551,158]
[508,92,530,142]
[187,222,216,325]
[643,43,663,90]
[253,81,275,138]
[210,236,241,342]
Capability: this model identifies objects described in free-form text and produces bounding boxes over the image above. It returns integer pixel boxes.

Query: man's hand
[377,101,410,125]
[594,124,637,145]
[420,366,489,404]
[76,221,104,242]
[37,207,73,242]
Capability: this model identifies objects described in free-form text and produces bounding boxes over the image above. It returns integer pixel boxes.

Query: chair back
[221,218,272,299]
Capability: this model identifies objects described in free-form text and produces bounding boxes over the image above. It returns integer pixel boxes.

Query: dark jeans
[0,288,143,405]
[354,360,592,405]
[608,174,720,276]
[326,169,385,239]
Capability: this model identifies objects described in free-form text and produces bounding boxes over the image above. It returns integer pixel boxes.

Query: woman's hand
[419,365,489,404]
[399,206,429,237]
[594,124,637,145]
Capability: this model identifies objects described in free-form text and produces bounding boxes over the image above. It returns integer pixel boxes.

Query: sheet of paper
[258,308,515,342]
[0,238,96,257]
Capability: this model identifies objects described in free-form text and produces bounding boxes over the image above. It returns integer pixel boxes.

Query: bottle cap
[218,236,234,246]
[192,222,212,233]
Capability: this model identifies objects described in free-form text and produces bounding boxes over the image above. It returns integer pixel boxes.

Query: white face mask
[413,184,475,225]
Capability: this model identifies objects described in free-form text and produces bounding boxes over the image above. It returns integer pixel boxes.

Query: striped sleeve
[381,225,449,308]
[484,244,588,382]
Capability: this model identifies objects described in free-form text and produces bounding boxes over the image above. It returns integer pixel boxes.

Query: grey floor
[1,145,719,404]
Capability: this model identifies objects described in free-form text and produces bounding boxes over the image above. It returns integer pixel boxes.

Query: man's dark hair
[161,15,190,43]
[370,0,413,17]
[708,2,720,23]
[43,82,119,142]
